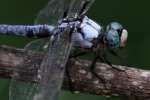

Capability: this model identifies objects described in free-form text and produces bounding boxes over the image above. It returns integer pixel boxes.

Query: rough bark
[0,45,150,100]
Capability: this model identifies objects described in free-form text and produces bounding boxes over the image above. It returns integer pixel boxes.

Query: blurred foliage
[0,0,149,100]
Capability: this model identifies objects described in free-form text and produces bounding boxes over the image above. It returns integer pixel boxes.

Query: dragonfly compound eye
[106,22,123,31]
[105,30,120,49]
[106,22,128,48]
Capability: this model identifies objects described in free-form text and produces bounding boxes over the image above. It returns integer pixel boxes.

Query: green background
[0,0,150,100]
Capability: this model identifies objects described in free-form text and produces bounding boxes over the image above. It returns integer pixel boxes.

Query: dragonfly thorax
[59,16,102,49]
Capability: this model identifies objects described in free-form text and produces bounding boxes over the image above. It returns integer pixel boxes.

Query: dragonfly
[8,0,128,100]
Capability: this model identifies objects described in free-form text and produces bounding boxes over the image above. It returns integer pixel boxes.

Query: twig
[0,45,150,100]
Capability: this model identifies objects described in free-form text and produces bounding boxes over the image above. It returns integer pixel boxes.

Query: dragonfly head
[105,22,128,49]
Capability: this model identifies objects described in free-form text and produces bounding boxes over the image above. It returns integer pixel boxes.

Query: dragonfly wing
[35,0,71,25]
[9,0,72,100]
[67,0,95,17]
[9,39,50,100]
[24,0,73,52]
[34,28,72,100]
[24,38,50,52]
[9,29,72,100]
[24,0,73,51]
[79,0,95,15]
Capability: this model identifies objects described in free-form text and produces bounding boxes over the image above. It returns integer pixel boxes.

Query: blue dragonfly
[4,0,128,100]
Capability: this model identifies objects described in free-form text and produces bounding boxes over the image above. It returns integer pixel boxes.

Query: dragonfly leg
[99,53,131,80]
[90,55,106,84]
[108,49,131,67]
[65,51,88,93]
[99,53,125,71]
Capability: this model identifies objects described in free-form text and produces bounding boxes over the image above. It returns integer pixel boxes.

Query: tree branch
[0,45,149,100]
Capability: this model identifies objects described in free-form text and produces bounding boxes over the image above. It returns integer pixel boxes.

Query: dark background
[0,0,149,100]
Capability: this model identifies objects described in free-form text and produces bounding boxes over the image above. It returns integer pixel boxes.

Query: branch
[0,45,150,100]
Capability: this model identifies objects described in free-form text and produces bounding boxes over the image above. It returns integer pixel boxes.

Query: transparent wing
[9,39,50,100]
[25,0,69,52]
[34,28,72,100]
[35,0,72,25]
[25,0,73,52]
[67,0,95,17]
[9,29,72,100]
[9,0,71,100]
[24,38,49,52]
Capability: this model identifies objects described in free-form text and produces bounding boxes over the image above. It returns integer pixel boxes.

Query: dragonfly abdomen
[0,24,54,38]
